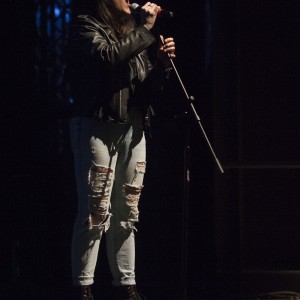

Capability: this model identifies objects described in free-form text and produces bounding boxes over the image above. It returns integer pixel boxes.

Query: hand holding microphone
[130,2,174,30]
[130,3,176,69]
[145,2,161,30]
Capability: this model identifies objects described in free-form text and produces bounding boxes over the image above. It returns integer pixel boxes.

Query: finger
[150,4,159,14]
[163,37,174,44]
[168,41,175,47]
[164,47,176,58]
[163,43,175,52]
[164,43,175,50]
[143,2,159,14]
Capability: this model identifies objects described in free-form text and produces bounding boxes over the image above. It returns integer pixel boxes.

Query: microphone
[130,3,174,19]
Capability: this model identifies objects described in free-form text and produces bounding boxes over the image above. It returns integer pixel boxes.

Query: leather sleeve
[70,15,156,66]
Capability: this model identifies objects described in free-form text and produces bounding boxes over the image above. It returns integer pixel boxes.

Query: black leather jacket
[66,15,168,123]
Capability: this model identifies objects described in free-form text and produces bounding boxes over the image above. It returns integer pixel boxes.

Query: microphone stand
[162,39,224,174]
[160,37,224,300]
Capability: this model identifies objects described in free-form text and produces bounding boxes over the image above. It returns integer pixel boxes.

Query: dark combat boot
[72,285,94,300]
[114,285,146,300]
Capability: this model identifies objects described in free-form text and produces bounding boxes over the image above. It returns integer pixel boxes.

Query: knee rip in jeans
[121,183,143,231]
[87,164,113,230]
[132,161,146,184]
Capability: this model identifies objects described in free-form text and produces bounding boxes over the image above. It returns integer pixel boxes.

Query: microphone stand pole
[160,37,224,300]
[165,55,224,174]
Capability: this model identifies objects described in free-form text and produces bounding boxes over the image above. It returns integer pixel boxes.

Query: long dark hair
[71,0,135,37]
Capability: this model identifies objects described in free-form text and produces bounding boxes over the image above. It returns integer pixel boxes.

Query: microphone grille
[130,3,140,11]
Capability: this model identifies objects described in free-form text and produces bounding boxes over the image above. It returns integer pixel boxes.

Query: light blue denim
[70,109,146,287]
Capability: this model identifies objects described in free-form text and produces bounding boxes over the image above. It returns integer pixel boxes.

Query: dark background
[1,0,300,299]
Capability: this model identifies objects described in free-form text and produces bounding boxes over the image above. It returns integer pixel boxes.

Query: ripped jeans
[70,114,146,287]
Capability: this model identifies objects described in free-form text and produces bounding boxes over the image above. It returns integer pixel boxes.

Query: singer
[66,0,175,299]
